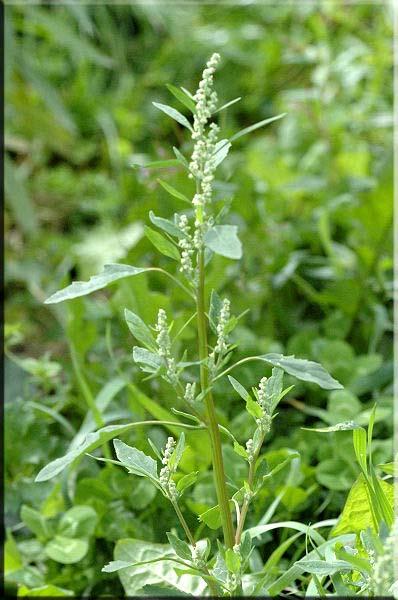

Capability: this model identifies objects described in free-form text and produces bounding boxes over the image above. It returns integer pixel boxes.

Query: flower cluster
[255,376,272,434]
[215,298,230,354]
[155,309,178,385]
[371,523,397,595]
[208,298,231,376]
[191,545,206,570]
[159,436,178,500]
[184,381,196,405]
[245,438,255,463]
[189,53,221,232]
[177,214,195,279]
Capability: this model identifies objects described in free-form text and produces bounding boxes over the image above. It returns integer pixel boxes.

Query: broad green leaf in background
[204,225,242,260]
[45,536,89,564]
[57,506,98,538]
[20,506,51,540]
[333,473,394,536]
[18,585,74,597]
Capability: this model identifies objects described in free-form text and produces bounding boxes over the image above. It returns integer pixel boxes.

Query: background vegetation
[5,2,393,597]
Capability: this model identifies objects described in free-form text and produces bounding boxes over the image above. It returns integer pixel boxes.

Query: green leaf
[132,346,163,373]
[230,113,286,142]
[225,548,241,574]
[144,226,180,261]
[44,264,149,304]
[45,536,88,564]
[166,83,196,112]
[125,309,156,351]
[246,520,326,545]
[130,158,181,169]
[199,502,234,530]
[149,209,187,237]
[173,146,189,168]
[113,439,158,481]
[214,97,241,114]
[166,532,192,561]
[20,506,50,540]
[333,473,394,536]
[334,545,371,575]
[233,441,248,459]
[113,538,206,595]
[102,560,137,573]
[212,139,231,168]
[259,353,343,390]
[57,506,97,539]
[156,180,191,205]
[209,289,222,333]
[294,559,353,575]
[303,421,361,433]
[18,584,74,597]
[153,101,193,131]
[246,396,263,419]
[176,471,198,494]
[353,427,368,474]
[260,453,300,481]
[228,375,251,402]
[265,367,284,413]
[204,225,242,260]
[169,432,185,471]
[377,462,395,476]
[35,422,165,482]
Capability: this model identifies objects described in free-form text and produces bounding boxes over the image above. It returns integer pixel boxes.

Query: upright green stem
[196,249,235,549]
[235,436,263,545]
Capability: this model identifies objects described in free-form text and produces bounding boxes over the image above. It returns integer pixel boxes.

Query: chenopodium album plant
[37,54,349,596]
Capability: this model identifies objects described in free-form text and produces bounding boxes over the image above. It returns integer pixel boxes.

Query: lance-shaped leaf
[149,210,186,238]
[44,264,149,304]
[125,309,156,351]
[259,353,343,390]
[265,367,284,414]
[204,225,242,260]
[228,376,251,402]
[166,532,192,561]
[144,226,180,261]
[113,439,158,481]
[230,113,286,142]
[212,139,231,168]
[153,102,193,131]
[168,432,185,471]
[133,346,163,373]
[166,83,196,113]
[302,421,361,433]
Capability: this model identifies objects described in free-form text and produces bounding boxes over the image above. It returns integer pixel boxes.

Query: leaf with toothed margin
[259,353,343,390]
[44,264,150,304]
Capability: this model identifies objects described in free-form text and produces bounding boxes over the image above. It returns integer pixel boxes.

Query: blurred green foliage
[5,2,393,596]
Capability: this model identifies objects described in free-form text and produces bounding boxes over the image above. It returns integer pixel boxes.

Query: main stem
[196,249,235,549]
